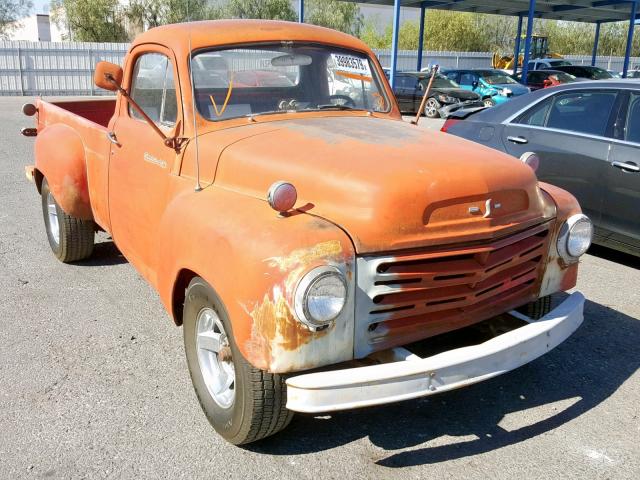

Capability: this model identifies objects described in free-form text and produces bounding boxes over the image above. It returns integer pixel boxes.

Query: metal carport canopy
[324,0,639,85]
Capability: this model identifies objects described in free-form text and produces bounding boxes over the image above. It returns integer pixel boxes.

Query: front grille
[354,223,551,358]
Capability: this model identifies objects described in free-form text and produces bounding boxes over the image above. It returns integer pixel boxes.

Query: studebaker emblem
[469,199,502,217]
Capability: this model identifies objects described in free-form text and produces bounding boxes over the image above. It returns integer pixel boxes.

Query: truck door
[108,46,182,284]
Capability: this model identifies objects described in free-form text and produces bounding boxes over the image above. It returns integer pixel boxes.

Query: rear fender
[34,123,93,220]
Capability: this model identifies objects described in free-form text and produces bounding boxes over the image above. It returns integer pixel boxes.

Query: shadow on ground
[588,244,640,270]
[78,239,127,267]
[250,297,639,467]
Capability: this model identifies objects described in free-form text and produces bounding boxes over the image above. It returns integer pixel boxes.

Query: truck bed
[34,97,116,231]
[45,98,116,128]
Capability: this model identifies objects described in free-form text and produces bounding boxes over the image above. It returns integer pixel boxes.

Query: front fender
[155,184,356,374]
[538,182,582,297]
[34,123,93,220]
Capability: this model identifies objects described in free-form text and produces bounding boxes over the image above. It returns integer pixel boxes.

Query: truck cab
[23,20,590,445]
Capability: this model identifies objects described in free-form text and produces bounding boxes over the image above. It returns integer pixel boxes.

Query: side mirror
[94,61,123,91]
[472,81,479,89]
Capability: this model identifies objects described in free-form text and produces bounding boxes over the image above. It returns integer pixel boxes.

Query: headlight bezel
[294,265,347,331]
[557,214,593,264]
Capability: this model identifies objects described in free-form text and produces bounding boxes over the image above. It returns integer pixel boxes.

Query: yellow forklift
[493,35,563,70]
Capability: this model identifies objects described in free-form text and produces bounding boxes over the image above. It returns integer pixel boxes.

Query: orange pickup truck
[23,20,592,445]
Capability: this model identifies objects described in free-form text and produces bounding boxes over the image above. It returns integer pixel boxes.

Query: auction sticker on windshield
[331,54,371,75]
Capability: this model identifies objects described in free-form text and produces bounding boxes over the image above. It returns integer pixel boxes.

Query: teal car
[442,69,531,107]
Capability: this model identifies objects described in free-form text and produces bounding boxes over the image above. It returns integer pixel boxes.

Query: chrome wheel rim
[425,100,437,117]
[47,192,60,245]
[484,99,494,107]
[195,307,235,409]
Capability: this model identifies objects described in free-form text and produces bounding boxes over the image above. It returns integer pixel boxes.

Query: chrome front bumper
[286,292,584,413]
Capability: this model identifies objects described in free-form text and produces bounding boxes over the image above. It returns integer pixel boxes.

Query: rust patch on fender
[265,240,342,272]
[244,287,330,370]
[244,240,344,370]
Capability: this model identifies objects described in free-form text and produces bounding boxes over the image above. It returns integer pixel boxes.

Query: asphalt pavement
[1,97,639,480]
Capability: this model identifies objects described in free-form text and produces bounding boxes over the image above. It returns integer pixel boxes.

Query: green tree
[126,0,215,30]
[359,18,386,49]
[224,0,296,21]
[51,0,128,42]
[0,0,33,39]
[306,0,362,35]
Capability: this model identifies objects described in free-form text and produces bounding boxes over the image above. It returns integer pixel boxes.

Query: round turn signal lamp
[520,151,540,172]
[267,181,297,214]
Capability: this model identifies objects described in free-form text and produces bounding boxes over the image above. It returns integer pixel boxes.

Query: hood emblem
[469,199,502,218]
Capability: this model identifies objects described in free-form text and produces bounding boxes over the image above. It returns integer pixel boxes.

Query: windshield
[552,72,576,83]
[421,75,460,89]
[479,71,518,85]
[550,60,572,67]
[589,67,614,80]
[192,44,389,121]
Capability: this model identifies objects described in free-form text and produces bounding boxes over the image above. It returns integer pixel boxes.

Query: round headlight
[557,214,593,263]
[294,266,347,330]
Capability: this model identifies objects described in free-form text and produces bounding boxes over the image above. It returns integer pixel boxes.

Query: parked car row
[442,80,640,257]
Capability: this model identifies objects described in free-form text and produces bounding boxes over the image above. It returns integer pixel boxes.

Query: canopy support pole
[390,0,401,87]
[520,0,536,83]
[592,21,601,67]
[298,0,304,23]
[622,1,637,78]
[417,4,426,71]
[513,15,523,75]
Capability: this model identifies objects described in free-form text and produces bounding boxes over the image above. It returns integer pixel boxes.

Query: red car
[513,69,577,91]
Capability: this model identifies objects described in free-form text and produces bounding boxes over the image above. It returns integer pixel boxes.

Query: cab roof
[131,20,371,57]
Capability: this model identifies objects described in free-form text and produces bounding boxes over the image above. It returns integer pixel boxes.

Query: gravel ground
[1,97,639,480]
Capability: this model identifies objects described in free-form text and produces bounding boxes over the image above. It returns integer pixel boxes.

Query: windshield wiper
[313,104,364,111]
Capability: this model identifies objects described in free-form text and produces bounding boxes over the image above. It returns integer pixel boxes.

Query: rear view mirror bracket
[95,61,182,150]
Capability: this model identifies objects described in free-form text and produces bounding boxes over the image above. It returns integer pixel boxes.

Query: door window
[517,96,553,126]
[625,93,640,143]
[445,72,458,82]
[516,90,617,136]
[395,76,408,89]
[459,73,476,86]
[129,53,177,126]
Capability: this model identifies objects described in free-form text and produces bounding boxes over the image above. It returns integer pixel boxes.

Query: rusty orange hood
[213,116,554,253]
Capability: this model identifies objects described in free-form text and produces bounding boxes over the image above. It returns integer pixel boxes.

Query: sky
[33,0,50,14]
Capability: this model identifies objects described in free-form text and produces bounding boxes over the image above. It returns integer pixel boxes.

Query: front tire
[518,295,552,320]
[424,97,441,118]
[183,277,292,445]
[41,178,94,263]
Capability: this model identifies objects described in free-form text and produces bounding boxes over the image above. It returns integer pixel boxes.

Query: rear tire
[518,296,552,320]
[41,178,94,263]
[483,97,496,107]
[183,277,293,445]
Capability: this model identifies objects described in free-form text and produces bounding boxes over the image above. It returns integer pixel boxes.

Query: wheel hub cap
[196,307,235,409]
[47,192,60,245]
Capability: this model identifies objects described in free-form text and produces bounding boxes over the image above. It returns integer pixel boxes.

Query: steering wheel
[327,94,356,108]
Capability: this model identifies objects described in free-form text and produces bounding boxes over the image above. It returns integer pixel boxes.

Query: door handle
[106,131,121,147]
[507,136,528,144]
[612,161,640,173]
